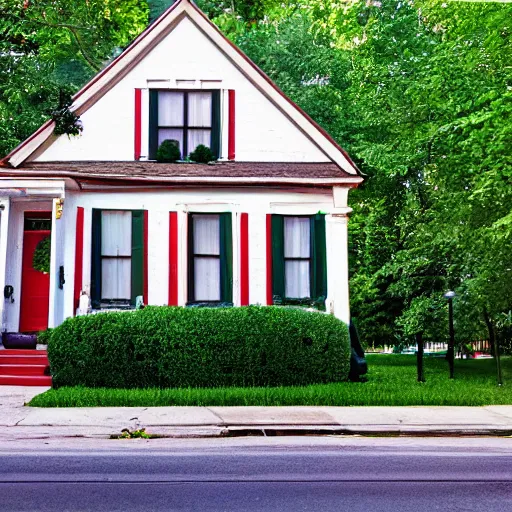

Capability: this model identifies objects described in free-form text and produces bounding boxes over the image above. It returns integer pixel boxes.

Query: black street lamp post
[444,291,456,379]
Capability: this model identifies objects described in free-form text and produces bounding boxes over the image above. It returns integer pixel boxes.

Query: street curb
[2,424,512,441]
[222,426,512,438]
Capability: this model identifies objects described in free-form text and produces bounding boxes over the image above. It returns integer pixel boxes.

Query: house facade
[0,0,362,335]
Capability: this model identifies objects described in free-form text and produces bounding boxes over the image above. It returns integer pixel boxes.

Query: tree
[344,0,512,348]
[0,0,149,156]
[225,0,512,349]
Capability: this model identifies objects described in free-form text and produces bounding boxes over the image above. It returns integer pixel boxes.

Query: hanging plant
[33,236,51,274]
[51,89,83,137]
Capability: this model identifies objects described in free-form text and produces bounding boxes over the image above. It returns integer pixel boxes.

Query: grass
[28,355,512,408]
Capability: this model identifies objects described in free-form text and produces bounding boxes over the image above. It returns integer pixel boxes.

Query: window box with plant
[156,139,181,163]
[149,90,220,161]
[189,144,215,164]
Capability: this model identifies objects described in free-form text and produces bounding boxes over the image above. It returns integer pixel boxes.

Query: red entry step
[1,364,48,376]
[0,349,52,386]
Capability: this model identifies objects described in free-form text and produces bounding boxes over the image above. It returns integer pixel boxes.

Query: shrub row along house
[0,0,362,335]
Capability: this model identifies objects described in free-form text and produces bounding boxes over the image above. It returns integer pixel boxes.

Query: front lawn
[29,355,512,407]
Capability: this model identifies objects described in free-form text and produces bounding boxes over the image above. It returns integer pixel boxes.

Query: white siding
[2,186,353,330]
[62,187,339,320]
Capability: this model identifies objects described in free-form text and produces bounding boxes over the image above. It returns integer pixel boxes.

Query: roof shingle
[2,161,356,183]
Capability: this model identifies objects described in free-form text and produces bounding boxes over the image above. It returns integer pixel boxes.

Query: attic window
[149,90,220,160]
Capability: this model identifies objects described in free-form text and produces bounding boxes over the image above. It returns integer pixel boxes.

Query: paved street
[1,437,511,511]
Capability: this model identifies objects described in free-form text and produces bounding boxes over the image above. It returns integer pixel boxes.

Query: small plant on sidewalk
[114,428,152,439]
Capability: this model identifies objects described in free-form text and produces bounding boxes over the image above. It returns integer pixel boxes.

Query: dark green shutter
[187,214,195,302]
[211,90,221,158]
[91,209,102,308]
[311,214,327,301]
[219,212,233,303]
[149,90,159,159]
[271,215,285,303]
[131,210,144,305]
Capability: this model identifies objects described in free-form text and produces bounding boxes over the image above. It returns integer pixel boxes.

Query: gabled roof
[2,0,361,177]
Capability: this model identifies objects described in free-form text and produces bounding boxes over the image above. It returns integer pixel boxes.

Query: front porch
[0,179,67,335]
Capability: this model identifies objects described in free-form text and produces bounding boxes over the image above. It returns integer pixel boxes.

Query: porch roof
[0,161,362,188]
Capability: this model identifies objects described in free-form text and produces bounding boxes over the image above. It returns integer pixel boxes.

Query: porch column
[0,198,11,331]
[326,211,351,325]
[48,197,66,328]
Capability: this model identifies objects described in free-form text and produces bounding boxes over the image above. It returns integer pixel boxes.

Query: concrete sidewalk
[1,387,511,440]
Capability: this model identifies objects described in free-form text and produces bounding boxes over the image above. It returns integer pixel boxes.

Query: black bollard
[416,332,425,383]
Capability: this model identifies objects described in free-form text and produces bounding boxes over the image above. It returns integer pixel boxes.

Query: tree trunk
[483,310,496,357]
[484,310,503,386]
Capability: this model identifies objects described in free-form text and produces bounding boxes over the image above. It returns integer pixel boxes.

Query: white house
[0,0,362,335]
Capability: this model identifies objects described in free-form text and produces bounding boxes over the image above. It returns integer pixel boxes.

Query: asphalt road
[1,437,511,511]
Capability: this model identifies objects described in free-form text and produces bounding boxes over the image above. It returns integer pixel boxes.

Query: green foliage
[30,355,512,407]
[51,89,83,136]
[344,1,512,348]
[196,0,282,24]
[396,296,447,342]
[0,0,149,157]
[496,311,512,356]
[47,306,351,388]
[148,1,283,29]
[32,235,51,274]
[189,144,214,164]
[148,0,175,23]
[156,139,181,162]
[215,0,511,350]
[117,428,152,439]
[37,328,54,346]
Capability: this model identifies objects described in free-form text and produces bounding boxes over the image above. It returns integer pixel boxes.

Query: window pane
[194,257,221,301]
[101,211,131,256]
[102,259,131,300]
[188,92,212,127]
[284,217,310,258]
[285,260,310,298]
[158,128,184,157]
[193,215,220,255]
[158,91,184,126]
[188,129,211,156]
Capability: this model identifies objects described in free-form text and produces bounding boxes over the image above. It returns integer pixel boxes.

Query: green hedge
[37,328,54,345]
[47,306,350,389]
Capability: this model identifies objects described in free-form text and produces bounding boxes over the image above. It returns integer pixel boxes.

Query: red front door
[19,229,51,332]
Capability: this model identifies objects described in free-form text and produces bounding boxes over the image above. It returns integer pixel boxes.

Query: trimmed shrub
[37,328,54,345]
[189,144,214,163]
[47,306,350,389]
[156,139,181,163]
